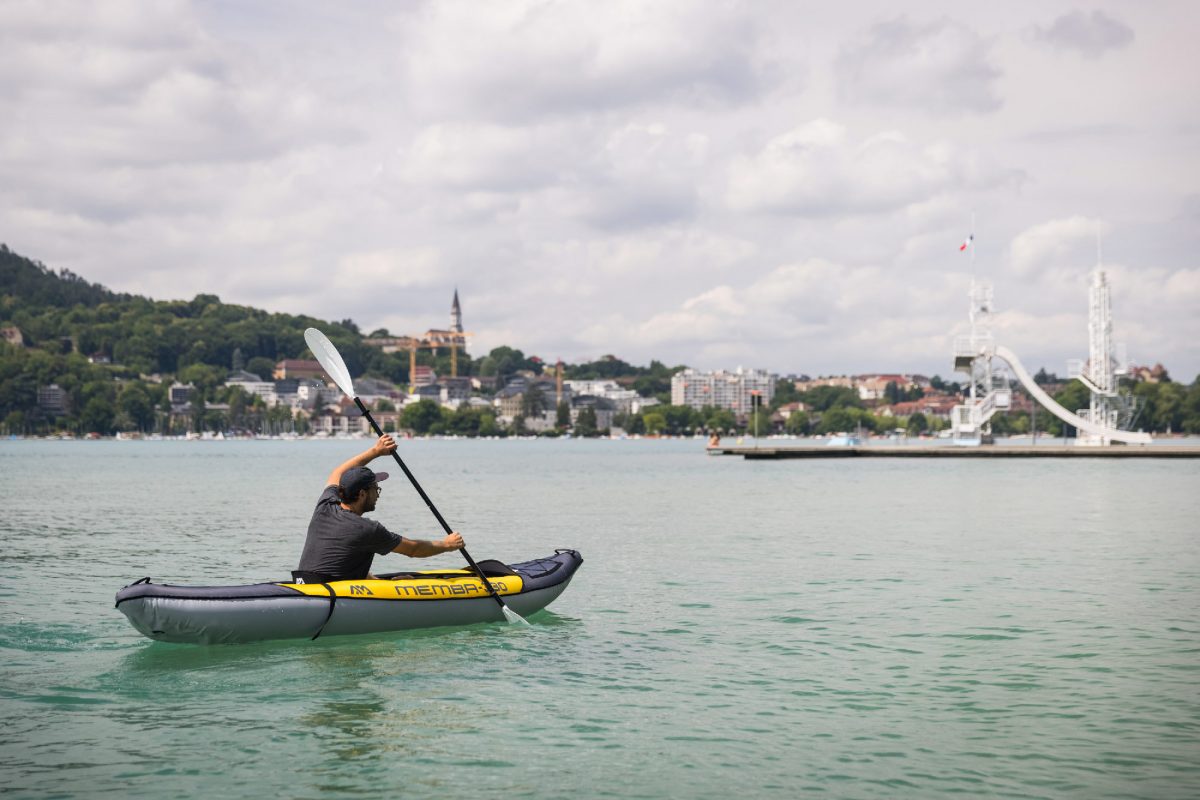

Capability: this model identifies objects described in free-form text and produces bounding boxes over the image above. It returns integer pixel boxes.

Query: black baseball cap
[339,466,389,498]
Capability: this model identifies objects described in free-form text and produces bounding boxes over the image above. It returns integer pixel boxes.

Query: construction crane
[404,332,473,390]
[361,332,471,388]
[421,331,472,379]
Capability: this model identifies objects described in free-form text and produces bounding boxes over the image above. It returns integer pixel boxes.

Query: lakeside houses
[855,374,923,401]
[37,383,69,415]
[570,395,617,431]
[169,381,195,405]
[354,377,404,407]
[273,359,325,381]
[411,365,436,387]
[225,370,276,404]
[562,379,660,415]
[672,367,777,414]
[875,396,959,421]
[795,373,932,401]
[774,401,809,420]
[495,377,570,428]
[9,282,982,436]
[471,375,500,393]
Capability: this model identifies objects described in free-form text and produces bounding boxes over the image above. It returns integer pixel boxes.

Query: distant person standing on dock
[708,432,721,448]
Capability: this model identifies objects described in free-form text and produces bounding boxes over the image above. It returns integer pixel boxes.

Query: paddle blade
[502,604,531,626]
[304,328,355,397]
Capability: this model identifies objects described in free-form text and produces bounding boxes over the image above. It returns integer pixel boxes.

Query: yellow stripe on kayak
[282,575,523,600]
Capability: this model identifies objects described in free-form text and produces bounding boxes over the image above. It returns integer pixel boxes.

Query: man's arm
[324,433,397,488]
[392,532,465,558]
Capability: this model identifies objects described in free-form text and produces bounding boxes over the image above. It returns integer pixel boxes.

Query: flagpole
[970,211,976,277]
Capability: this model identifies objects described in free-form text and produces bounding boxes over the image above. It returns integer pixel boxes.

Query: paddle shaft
[353,397,510,612]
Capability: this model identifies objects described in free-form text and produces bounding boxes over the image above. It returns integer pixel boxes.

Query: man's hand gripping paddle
[304,327,528,625]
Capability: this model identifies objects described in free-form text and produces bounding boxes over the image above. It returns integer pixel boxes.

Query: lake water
[1,438,1198,798]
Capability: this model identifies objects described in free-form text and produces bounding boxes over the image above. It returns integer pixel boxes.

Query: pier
[711,445,1200,459]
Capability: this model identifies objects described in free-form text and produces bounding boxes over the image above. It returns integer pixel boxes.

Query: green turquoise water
[1,439,1198,798]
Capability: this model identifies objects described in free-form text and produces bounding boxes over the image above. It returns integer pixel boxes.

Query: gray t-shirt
[296,486,404,580]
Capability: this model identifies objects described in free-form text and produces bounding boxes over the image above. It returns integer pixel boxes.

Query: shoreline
[6,432,1199,449]
[713,443,1200,459]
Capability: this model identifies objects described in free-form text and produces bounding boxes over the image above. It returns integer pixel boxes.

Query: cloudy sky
[3,0,1198,379]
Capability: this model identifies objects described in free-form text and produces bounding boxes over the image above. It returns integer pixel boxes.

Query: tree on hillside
[771,379,802,410]
[478,346,538,383]
[785,411,810,435]
[118,382,155,431]
[575,406,599,437]
[521,387,548,419]
[246,357,275,380]
[802,385,862,411]
[643,411,666,435]
[1033,367,1060,385]
[400,399,443,434]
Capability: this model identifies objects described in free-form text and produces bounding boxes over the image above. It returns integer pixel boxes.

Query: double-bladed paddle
[303,327,528,625]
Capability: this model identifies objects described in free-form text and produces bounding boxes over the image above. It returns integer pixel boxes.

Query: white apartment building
[225,371,277,405]
[671,367,777,413]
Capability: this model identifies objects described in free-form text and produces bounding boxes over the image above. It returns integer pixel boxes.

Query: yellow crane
[408,331,472,388]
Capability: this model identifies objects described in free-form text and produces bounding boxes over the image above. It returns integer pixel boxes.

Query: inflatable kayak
[115,549,582,645]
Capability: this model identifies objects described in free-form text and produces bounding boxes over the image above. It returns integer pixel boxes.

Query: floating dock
[711,445,1200,459]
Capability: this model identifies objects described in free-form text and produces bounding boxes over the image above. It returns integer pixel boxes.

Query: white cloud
[400,123,574,193]
[1031,10,1135,59]
[726,119,1010,216]
[1009,216,1104,278]
[398,120,706,230]
[336,248,444,289]
[396,0,776,121]
[574,257,963,373]
[1,2,1197,380]
[835,16,1002,115]
[0,0,353,176]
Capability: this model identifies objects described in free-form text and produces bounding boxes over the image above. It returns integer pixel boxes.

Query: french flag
[959,234,974,252]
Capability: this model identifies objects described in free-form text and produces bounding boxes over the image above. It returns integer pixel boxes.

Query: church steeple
[451,288,463,333]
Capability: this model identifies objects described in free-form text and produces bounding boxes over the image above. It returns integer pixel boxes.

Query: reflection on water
[2,439,1198,798]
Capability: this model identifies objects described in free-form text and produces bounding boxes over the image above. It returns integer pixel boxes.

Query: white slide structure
[993,345,1151,445]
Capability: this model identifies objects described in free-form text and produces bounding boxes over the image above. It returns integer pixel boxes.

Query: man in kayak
[293,433,464,583]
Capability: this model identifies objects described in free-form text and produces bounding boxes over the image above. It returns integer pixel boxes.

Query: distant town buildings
[563,379,658,415]
[363,290,469,363]
[410,365,436,387]
[671,367,777,413]
[795,373,931,401]
[226,370,276,404]
[169,381,196,405]
[36,383,68,415]
[273,359,325,381]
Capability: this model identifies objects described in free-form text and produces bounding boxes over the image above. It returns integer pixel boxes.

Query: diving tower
[950,281,1011,445]
[951,271,1149,446]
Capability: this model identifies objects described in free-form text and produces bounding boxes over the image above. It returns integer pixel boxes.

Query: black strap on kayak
[311,583,337,641]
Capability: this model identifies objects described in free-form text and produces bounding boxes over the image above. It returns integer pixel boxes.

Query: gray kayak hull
[115,550,582,645]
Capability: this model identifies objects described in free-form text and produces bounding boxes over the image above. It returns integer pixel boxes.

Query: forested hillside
[3,244,1197,437]
[0,245,672,434]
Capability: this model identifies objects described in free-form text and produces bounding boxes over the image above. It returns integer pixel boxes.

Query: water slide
[992,345,1152,445]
